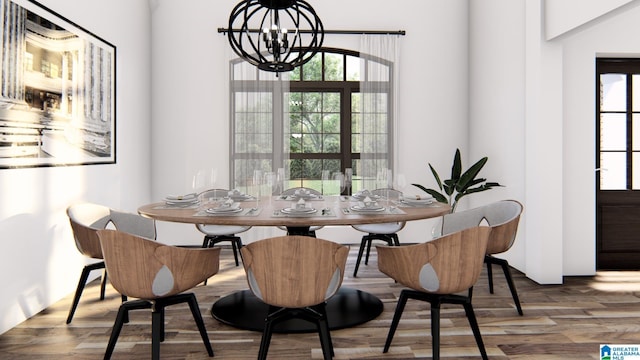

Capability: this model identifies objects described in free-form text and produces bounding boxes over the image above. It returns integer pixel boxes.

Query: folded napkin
[358,196,378,208]
[355,190,371,198]
[166,193,197,201]
[218,198,235,208]
[295,198,307,209]
[295,189,311,196]
[228,189,242,197]
[409,194,434,200]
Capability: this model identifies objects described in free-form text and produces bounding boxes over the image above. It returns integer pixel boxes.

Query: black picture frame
[0,0,116,168]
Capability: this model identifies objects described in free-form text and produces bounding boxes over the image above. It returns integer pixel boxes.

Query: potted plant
[412,148,502,213]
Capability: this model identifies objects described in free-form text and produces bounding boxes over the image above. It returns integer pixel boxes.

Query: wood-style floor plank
[1,247,639,359]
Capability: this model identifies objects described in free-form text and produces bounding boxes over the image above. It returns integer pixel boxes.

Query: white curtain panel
[359,35,400,191]
[229,59,291,196]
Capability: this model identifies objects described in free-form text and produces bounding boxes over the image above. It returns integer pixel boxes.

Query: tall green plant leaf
[412,148,503,212]
[451,149,462,182]
[455,157,487,192]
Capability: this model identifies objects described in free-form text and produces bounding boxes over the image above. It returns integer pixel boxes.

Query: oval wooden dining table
[138,195,451,333]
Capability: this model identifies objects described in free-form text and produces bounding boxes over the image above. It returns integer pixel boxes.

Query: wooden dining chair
[377,226,491,360]
[240,236,349,360]
[66,204,159,324]
[440,199,524,315]
[97,229,220,360]
[351,188,406,277]
[66,203,112,324]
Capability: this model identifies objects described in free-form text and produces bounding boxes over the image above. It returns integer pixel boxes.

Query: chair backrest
[67,203,111,259]
[371,188,403,200]
[240,236,349,308]
[281,187,322,196]
[97,229,221,299]
[377,226,491,294]
[440,200,523,255]
[199,188,231,200]
[110,209,157,240]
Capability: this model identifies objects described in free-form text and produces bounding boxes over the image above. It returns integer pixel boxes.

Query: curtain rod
[218,28,406,36]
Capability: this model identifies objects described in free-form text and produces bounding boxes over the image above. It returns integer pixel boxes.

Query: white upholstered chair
[351,188,406,277]
[196,189,250,267]
[278,187,324,236]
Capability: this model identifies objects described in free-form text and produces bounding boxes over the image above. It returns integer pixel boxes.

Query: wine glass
[321,170,331,195]
[345,168,353,196]
[253,170,263,208]
[395,173,407,202]
[276,167,286,194]
[264,171,276,206]
[332,172,346,205]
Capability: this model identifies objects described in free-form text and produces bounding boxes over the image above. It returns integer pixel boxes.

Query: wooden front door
[596,58,640,269]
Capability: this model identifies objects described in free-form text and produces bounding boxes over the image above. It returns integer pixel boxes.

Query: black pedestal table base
[211,287,383,333]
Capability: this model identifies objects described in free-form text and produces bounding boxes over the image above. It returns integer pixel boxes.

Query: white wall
[0,0,151,334]
[469,0,528,273]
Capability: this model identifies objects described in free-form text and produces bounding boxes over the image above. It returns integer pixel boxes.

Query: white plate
[402,198,435,205]
[351,194,380,201]
[281,207,317,214]
[164,197,198,204]
[350,205,385,212]
[229,194,252,201]
[291,194,319,200]
[206,207,243,214]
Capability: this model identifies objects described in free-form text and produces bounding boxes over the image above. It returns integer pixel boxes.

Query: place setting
[342,195,406,215]
[155,192,201,209]
[278,188,323,201]
[350,189,380,202]
[227,189,255,202]
[397,194,438,207]
[196,198,261,217]
[273,198,333,217]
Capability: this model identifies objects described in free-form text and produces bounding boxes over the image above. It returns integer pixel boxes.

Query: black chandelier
[227,0,324,72]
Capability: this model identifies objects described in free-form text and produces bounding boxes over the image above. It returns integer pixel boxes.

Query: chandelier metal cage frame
[227,0,324,72]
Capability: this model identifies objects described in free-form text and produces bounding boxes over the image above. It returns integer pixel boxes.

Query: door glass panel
[634,114,640,151]
[600,152,627,190]
[600,113,627,151]
[601,74,626,111]
[634,75,640,112]
[633,153,640,189]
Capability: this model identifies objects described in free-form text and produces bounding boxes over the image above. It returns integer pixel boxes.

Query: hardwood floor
[2,246,640,359]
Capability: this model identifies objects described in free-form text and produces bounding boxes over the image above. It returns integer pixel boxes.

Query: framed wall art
[0,0,115,168]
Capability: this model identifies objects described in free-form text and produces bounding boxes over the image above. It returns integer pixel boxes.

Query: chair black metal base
[202,234,243,286]
[383,289,488,360]
[104,292,213,360]
[486,254,523,315]
[203,234,243,266]
[353,233,399,277]
[66,261,106,324]
[285,226,316,237]
[211,287,383,333]
[259,304,334,360]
